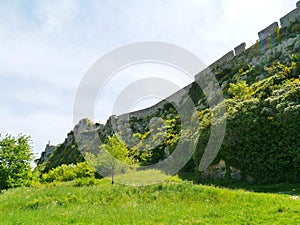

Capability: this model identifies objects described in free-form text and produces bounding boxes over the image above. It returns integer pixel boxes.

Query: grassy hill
[0,178,299,225]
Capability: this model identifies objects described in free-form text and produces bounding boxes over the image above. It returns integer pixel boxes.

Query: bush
[42,162,95,183]
[228,80,254,100]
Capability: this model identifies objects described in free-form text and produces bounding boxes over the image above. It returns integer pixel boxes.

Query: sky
[0,0,297,159]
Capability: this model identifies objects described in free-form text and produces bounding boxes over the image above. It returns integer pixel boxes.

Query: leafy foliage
[85,134,133,183]
[41,162,95,183]
[194,60,300,183]
[0,134,33,189]
[42,132,84,173]
[228,80,254,100]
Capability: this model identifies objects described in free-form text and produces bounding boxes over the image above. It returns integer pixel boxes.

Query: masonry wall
[280,2,300,28]
[115,1,300,122]
[210,51,234,69]
[195,1,300,81]
[280,8,300,28]
[234,43,246,56]
[258,22,279,41]
[121,82,193,119]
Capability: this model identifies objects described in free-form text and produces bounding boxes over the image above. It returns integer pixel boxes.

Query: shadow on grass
[178,172,300,196]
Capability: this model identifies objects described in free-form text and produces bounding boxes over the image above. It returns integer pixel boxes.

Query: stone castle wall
[234,43,246,56]
[115,1,300,121]
[210,51,235,70]
[258,22,279,40]
[117,82,193,120]
[280,5,300,28]
[195,1,300,81]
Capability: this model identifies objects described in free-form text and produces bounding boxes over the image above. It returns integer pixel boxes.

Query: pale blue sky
[0,0,296,158]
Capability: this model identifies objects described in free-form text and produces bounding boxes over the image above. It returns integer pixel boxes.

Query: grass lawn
[0,177,299,225]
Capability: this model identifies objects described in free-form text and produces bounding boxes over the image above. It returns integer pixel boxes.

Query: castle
[117,1,300,121]
[195,1,300,80]
[36,1,300,177]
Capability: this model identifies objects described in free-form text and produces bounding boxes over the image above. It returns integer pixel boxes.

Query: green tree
[0,134,33,190]
[85,134,132,184]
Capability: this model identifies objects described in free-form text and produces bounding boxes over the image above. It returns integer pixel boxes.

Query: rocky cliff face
[35,143,55,165]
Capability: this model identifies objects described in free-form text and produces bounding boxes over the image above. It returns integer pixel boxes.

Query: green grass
[0,178,299,225]
[179,172,300,195]
[114,169,170,186]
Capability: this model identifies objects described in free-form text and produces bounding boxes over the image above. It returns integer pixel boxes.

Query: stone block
[258,22,279,41]
[280,8,300,28]
[234,42,246,56]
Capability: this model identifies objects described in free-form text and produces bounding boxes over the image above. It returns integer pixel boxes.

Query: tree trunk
[111,170,114,185]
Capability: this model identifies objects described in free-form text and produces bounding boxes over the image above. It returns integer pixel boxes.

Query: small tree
[0,134,33,190]
[85,134,132,184]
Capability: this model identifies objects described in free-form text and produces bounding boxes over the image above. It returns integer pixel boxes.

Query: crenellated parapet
[280,1,300,28]
[195,1,300,81]
[210,51,234,70]
[118,82,194,120]
[109,1,300,122]
[234,43,246,56]
[194,49,238,80]
[258,22,279,41]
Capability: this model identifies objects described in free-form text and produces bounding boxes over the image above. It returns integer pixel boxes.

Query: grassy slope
[0,180,299,225]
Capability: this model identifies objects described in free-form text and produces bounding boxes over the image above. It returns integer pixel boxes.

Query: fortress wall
[195,50,235,81]
[234,43,246,56]
[280,7,300,28]
[246,42,260,56]
[194,67,211,81]
[115,82,194,120]
[111,1,300,122]
[195,1,300,82]
[258,22,279,41]
[210,51,234,70]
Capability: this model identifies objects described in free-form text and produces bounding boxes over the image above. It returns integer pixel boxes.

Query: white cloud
[34,0,80,32]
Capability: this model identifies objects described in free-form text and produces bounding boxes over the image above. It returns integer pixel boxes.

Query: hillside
[36,3,300,184]
[0,179,299,225]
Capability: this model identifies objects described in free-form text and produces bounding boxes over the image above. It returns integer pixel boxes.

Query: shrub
[42,162,95,183]
[228,80,254,100]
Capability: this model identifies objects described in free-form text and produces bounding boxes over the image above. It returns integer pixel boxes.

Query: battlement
[195,1,300,81]
[210,51,234,70]
[113,1,300,120]
[234,43,246,56]
[280,2,300,27]
[258,22,279,40]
